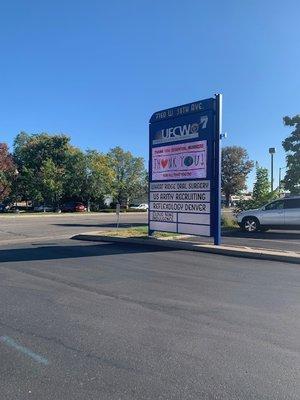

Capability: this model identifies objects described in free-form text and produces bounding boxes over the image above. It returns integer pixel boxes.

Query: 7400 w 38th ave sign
[148,95,222,245]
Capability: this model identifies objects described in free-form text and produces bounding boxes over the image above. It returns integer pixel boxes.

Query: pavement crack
[0,320,137,373]
[0,264,193,320]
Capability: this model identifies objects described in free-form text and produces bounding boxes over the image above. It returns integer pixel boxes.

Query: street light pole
[279,167,282,190]
[269,147,276,192]
[279,166,287,190]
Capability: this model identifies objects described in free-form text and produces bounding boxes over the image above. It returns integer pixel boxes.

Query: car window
[284,199,300,209]
[264,200,284,211]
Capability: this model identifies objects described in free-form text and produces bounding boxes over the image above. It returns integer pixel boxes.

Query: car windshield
[264,200,284,210]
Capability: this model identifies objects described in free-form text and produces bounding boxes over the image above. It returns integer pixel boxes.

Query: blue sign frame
[148,94,222,245]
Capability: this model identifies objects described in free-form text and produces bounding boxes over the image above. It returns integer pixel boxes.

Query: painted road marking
[0,336,49,365]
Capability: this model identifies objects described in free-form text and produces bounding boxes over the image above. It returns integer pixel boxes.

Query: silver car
[237,196,300,232]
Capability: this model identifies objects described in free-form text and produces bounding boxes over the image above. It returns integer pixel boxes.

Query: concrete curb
[72,233,300,265]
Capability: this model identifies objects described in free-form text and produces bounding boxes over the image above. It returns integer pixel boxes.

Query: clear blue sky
[1,0,299,189]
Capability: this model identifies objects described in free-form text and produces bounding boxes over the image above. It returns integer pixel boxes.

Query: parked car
[34,205,55,212]
[237,196,300,232]
[131,203,148,210]
[0,204,9,212]
[61,202,86,212]
[6,205,21,213]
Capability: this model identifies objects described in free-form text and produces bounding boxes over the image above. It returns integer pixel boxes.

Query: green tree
[13,132,72,204]
[0,143,16,202]
[63,149,114,209]
[221,146,254,207]
[253,166,270,202]
[13,166,39,206]
[14,132,70,170]
[235,165,279,213]
[63,147,88,200]
[282,115,300,194]
[86,150,115,206]
[11,133,148,210]
[40,158,64,207]
[107,146,147,207]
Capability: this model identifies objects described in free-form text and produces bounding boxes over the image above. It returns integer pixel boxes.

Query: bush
[234,199,262,215]
[89,201,106,212]
[234,190,280,215]
[221,214,238,229]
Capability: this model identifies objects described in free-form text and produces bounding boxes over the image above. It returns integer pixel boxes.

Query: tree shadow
[222,230,300,241]
[0,241,174,263]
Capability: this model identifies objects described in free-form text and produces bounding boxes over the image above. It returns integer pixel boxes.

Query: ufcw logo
[153,116,208,144]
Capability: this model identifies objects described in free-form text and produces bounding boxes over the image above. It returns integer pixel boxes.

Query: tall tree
[85,150,115,205]
[222,146,254,206]
[282,115,300,194]
[14,132,70,170]
[235,165,279,213]
[252,166,270,202]
[0,143,16,202]
[107,146,147,206]
[63,147,88,200]
[13,132,72,204]
[63,149,114,208]
[40,158,64,207]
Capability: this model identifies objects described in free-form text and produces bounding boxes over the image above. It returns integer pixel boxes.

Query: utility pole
[279,167,282,190]
[279,166,286,190]
[269,147,276,192]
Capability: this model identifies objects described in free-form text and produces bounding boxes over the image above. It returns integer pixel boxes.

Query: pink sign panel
[152,140,207,181]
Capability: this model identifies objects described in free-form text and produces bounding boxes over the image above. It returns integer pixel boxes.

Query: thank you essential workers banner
[149,96,222,239]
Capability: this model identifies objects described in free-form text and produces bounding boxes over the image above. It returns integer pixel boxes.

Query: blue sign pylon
[148,94,223,245]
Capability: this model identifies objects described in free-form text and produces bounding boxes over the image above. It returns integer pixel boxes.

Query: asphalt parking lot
[0,213,146,244]
[192,228,300,253]
[0,213,299,253]
[0,238,299,399]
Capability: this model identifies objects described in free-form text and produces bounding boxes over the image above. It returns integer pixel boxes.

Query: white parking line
[0,336,49,365]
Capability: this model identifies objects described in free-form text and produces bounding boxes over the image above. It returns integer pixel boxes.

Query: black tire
[242,217,260,232]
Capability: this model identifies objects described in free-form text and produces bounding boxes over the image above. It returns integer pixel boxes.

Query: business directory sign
[148,95,222,244]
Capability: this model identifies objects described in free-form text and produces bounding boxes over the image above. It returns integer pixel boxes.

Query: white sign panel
[152,141,207,181]
[149,211,176,223]
[177,213,210,225]
[150,202,210,214]
[150,191,210,202]
[149,180,211,237]
[178,224,210,236]
[149,221,177,232]
[150,180,210,192]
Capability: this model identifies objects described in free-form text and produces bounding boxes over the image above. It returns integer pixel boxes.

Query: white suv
[237,196,300,232]
[131,203,148,210]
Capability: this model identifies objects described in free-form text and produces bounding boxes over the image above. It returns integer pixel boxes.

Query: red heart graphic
[161,159,168,168]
